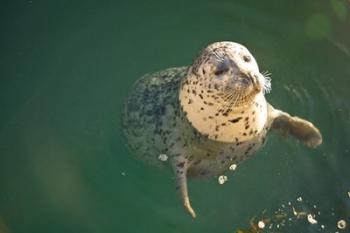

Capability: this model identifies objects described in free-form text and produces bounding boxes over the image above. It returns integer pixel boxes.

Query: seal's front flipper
[269,105,322,148]
[172,156,196,218]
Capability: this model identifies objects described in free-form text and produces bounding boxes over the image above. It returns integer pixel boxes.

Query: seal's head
[190,41,271,107]
[180,41,271,142]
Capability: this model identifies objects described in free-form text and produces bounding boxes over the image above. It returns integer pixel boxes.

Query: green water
[1,1,349,232]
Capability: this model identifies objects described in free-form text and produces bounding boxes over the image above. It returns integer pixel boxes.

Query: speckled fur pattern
[122,67,187,167]
[122,67,271,178]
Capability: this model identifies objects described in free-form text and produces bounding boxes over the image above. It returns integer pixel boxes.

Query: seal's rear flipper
[172,156,196,218]
[269,105,322,148]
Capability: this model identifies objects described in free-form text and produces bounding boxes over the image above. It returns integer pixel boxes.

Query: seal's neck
[179,74,267,143]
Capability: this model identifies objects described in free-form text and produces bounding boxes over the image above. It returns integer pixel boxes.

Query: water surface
[0,1,349,232]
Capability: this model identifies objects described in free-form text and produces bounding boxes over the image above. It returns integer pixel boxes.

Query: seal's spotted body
[122,68,186,167]
[122,42,322,218]
[123,67,269,177]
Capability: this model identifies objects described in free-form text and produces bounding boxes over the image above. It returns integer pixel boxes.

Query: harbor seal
[122,41,322,218]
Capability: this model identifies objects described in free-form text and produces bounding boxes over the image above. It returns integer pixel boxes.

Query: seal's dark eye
[243,55,251,62]
[214,60,230,76]
[214,68,228,76]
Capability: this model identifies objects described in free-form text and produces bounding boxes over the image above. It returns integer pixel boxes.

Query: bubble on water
[121,172,126,176]
[218,175,228,184]
[293,208,307,219]
[307,214,318,224]
[347,191,350,198]
[229,164,237,171]
[337,219,347,230]
[258,220,265,229]
[234,197,346,232]
[158,154,168,161]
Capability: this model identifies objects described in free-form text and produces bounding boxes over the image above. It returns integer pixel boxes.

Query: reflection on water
[0,0,349,233]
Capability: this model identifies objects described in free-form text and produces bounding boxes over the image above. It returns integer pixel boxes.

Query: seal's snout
[230,71,261,93]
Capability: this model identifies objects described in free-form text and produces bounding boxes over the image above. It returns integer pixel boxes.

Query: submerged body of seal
[122,41,322,218]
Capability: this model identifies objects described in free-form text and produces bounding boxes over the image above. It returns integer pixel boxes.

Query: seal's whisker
[213,52,224,62]
[210,48,225,62]
[225,98,235,112]
[231,92,242,108]
[218,91,241,114]
[261,70,272,94]
[226,92,241,112]
[218,93,234,113]
[262,70,271,77]
[219,89,249,113]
